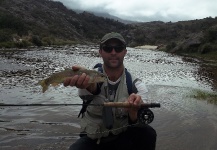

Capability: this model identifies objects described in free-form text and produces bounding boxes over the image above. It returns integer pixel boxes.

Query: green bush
[31,35,42,46]
[166,42,176,51]
[14,40,31,48]
[0,42,15,48]
[42,36,55,46]
[54,39,78,46]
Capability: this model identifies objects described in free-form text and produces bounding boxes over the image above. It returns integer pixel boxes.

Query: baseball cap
[100,32,126,46]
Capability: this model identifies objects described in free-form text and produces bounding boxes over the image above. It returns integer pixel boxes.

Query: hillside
[0,0,217,61]
[0,0,127,47]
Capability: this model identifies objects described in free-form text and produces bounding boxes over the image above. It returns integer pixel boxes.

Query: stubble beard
[104,57,123,69]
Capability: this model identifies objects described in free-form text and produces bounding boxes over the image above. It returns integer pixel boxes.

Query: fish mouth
[101,74,107,78]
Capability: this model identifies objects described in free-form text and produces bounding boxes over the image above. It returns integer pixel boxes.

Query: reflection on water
[0,46,217,150]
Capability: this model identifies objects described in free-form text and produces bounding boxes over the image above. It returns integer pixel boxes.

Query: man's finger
[72,65,80,71]
[63,77,71,86]
[69,75,78,86]
[72,65,86,71]
[76,73,86,86]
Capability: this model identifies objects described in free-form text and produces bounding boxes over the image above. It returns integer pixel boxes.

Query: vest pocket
[81,115,102,139]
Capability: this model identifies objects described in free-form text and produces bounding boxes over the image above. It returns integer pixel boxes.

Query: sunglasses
[102,45,125,53]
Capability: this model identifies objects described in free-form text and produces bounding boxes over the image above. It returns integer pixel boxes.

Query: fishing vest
[80,65,139,140]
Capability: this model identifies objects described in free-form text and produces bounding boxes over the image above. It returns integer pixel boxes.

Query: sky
[55,0,217,22]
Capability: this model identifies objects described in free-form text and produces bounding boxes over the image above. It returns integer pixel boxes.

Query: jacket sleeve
[78,88,94,100]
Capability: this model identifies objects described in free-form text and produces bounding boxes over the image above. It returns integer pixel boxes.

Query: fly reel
[137,108,154,124]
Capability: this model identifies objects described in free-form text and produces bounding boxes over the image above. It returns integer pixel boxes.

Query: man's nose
[110,48,116,54]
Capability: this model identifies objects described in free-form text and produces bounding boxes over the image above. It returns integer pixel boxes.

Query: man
[64,32,156,150]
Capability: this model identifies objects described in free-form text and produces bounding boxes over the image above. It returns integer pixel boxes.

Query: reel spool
[137,108,154,124]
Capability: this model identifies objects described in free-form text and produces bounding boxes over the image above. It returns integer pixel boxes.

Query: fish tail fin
[38,80,48,93]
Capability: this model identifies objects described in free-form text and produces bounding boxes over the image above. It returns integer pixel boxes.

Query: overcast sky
[55,0,217,22]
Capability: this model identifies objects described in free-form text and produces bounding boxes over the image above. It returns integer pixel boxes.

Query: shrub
[166,42,176,51]
[14,40,31,48]
[200,43,213,54]
[31,35,43,46]
[42,36,55,46]
[0,42,15,48]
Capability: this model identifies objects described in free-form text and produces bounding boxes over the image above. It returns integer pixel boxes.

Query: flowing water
[0,45,217,150]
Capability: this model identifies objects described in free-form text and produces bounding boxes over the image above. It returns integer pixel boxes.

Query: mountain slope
[0,0,126,46]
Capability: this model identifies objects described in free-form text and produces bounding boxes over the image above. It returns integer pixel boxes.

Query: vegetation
[0,0,127,48]
[190,89,217,104]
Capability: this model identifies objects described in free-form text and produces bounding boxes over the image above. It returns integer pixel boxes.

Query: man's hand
[127,93,143,122]
[63,65,97,93]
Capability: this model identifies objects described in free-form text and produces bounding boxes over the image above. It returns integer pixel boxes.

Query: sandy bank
[135,45,158,50]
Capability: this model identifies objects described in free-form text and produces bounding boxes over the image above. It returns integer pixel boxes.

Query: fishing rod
[0,102,161,124]
[0,102,160,108]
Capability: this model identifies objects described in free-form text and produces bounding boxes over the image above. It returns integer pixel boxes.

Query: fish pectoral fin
[51,83,60,86]
[42,86,48,93]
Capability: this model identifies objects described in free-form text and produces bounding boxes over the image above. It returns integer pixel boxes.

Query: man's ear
[124,49,127,56]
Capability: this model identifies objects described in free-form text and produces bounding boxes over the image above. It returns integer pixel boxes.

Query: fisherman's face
[99,39,127,69]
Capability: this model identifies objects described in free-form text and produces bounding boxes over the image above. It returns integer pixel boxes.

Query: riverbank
[182,51,217,66]
[158,45,217,65]
[191,89,217,104]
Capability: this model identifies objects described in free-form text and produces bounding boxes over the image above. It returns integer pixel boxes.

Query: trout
[38,68,107,93]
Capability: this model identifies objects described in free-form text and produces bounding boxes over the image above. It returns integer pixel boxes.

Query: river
[0,45,217,150]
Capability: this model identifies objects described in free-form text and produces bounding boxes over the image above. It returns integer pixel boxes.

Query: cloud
[55,0,217,22]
